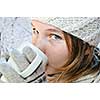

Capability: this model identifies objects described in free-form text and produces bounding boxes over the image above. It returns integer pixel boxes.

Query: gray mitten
[0,44,47,83]
[0,52,25,82]
[0,62,26,83]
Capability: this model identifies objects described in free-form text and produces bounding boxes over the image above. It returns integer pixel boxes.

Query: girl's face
[32,20,70,82]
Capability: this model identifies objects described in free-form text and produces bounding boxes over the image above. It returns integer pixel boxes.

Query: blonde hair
[50,31,100,83]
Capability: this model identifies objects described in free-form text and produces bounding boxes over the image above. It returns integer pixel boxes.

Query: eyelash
[50,34,62,40]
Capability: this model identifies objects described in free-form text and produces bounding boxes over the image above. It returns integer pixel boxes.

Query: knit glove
[0,46,46,83]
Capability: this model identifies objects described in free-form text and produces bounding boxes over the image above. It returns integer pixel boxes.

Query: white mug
[6,42,48,79]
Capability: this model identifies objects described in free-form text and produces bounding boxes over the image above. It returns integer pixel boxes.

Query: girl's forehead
[32,20,63,33]
[32,20,51,27]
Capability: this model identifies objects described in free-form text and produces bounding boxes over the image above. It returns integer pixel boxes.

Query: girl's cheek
[46,43,69,67]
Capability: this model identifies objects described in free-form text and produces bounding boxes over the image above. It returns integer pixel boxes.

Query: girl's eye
[50,34,62,40]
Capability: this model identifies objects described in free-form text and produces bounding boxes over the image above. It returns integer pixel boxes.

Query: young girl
[0,17,100,83]
[31,18,100,83]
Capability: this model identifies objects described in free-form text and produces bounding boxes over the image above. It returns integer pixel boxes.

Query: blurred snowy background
[0,17,32,56]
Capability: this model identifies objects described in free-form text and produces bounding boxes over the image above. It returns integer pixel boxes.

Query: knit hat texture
[32,17,100,46]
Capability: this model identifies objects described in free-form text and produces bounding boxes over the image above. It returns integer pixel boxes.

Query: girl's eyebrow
[46,29,62,33]
[46,29,64,37]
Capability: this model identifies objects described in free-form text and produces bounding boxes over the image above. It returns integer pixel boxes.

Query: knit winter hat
[32,17,100,46]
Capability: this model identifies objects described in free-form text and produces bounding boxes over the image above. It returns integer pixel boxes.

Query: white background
[0,0,100,100]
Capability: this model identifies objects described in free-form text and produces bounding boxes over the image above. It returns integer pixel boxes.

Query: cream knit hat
[32,17,100,46]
